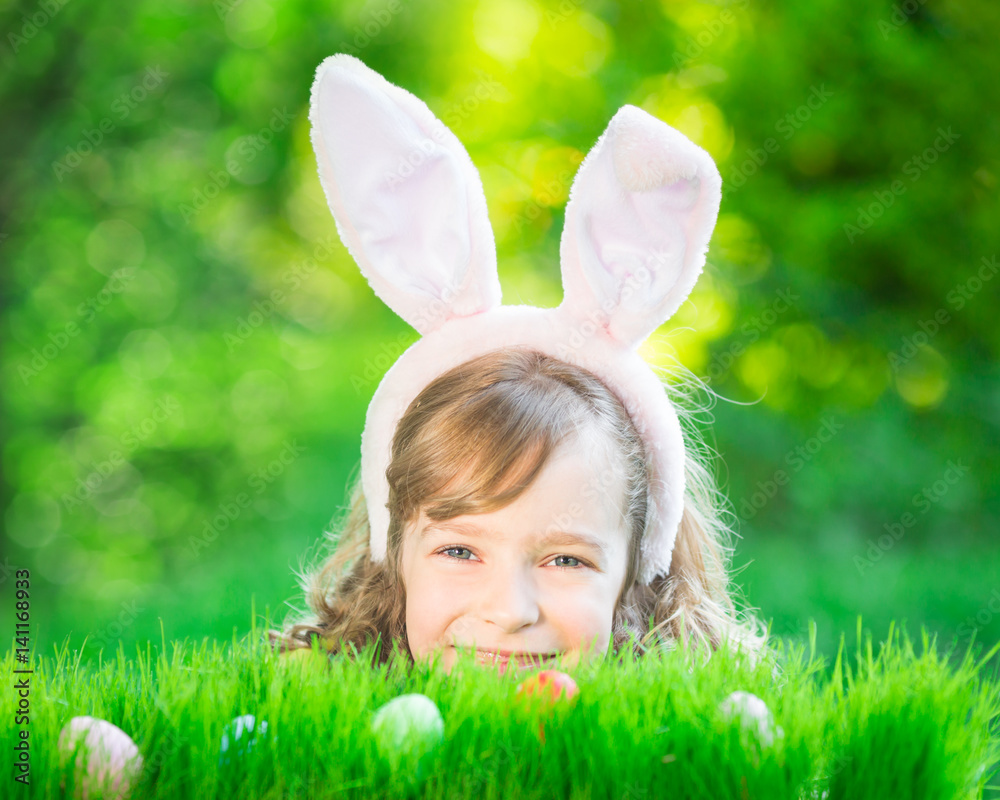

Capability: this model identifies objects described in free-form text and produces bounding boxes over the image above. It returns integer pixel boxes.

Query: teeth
[479,652,549,664]
[472,649,554,666]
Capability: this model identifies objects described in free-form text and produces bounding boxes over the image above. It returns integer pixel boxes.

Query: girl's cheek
[412,573,463,609]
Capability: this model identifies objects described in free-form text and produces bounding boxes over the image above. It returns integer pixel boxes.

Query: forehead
[415,430,629,551]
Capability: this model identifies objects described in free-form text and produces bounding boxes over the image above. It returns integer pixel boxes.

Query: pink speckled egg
[58,716,143,800]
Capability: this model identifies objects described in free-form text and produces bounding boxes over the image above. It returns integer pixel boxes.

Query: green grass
[3,618,999,799]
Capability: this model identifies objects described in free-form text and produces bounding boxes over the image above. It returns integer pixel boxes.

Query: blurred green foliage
[1,0,998,668]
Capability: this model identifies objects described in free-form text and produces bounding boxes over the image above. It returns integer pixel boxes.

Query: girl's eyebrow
[420,520,608,561]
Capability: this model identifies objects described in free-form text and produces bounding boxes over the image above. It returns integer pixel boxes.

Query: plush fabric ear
[310,54,501,334]
[558,105,722,350]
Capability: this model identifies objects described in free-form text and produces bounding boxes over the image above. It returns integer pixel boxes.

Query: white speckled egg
[58,716,143,800]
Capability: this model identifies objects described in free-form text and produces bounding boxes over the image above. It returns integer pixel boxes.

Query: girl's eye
[439,546,474,561]
[435,547,589,570]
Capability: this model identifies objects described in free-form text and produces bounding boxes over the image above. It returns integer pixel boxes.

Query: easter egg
[219,714,271,767]
[718,690,783,747]
[371,693,444,759]
[58,716,143,800]
[515,670,579,705]
[515,671,579,744]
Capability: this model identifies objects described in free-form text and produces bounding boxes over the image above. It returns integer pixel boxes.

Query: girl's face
[399,432,631,675]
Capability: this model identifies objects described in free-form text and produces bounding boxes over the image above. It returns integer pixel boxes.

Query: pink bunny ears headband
[309,54,722,586]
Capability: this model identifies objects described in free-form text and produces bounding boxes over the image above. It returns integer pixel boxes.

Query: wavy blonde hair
[268,347,770,670]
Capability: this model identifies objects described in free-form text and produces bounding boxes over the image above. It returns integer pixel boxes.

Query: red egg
[515,670,579,745]
[515,670,579,704]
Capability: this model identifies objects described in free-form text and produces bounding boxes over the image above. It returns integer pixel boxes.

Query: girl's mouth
[474,650,556,673]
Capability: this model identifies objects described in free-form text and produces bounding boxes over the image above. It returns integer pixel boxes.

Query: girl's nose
[477,567,540,632]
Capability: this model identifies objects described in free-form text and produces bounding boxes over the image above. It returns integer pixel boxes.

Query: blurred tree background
[2,0,998,672]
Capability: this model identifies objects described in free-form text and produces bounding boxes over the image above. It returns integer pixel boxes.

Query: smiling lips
[472,649,556,670]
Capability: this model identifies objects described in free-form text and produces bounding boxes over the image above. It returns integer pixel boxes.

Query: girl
[267,53,772,675]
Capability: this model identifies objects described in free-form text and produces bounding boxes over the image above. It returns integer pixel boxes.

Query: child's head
[270,346,768,671]
[393,347,643,674]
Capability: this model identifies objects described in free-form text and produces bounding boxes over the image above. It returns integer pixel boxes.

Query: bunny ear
[557,105,722,350]
[310,54,501,334]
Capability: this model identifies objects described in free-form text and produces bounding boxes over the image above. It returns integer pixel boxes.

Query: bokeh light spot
[119,329,173,380]
[894,345,950,409]
[86,219,146,276]
[473,0,540,63]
